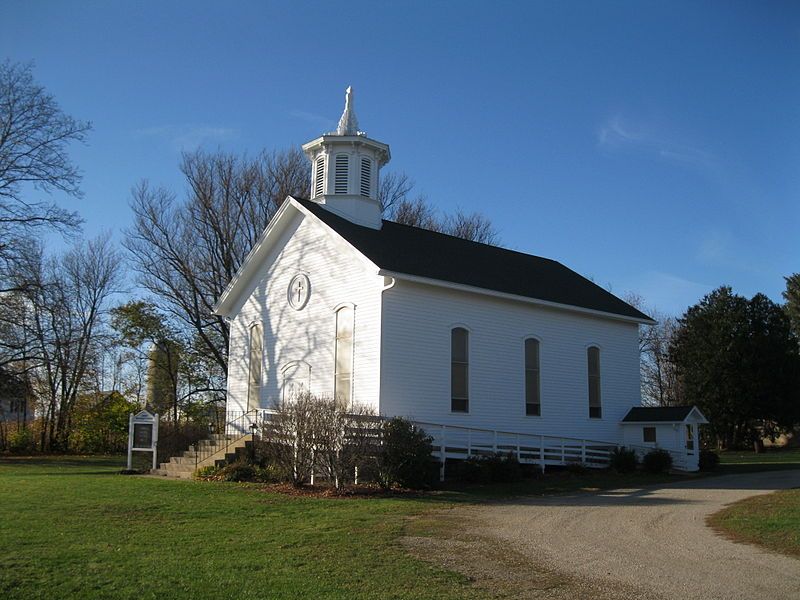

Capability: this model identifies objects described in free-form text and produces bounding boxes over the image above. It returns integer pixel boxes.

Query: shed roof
[621,406,705,423]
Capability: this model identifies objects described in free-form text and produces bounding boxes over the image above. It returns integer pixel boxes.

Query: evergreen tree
[784,273,800,345]
[670,286,800,448]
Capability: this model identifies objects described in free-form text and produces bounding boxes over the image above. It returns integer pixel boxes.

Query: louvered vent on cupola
[360,158,371,197]
[314,156,325,198]
[334,154,349,194]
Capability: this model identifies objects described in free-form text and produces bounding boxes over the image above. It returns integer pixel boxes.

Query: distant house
[0,369,31,424]
[213,88,707,471]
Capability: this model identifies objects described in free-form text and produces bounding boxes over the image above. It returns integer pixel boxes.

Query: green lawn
[0,456,479,600]
[718,448,800,474]
[708,488,800,558]
[2,451,799,600]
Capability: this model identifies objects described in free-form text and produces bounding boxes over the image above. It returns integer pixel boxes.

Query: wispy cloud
[289,109,336,131]
[625,270,713,316]
[133,124,239,151]
[597,115,714,170]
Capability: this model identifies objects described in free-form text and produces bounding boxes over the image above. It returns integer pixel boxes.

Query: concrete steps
[153,434,254,479]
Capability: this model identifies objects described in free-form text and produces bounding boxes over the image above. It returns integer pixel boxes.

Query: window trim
[523,335,542,417]
[450,325,470,413]
[586,344,602,420]
[313,155,326,198]
[333,303,356,408]
[247,321,264,411]
[333,153,349,195]
[359,156,372,197]
[643,426,657,443]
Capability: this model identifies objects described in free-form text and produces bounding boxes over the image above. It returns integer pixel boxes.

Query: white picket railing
[411,420,620,480]
[225,409,694,478]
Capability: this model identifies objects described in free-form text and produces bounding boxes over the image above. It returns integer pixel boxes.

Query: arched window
[360,157,372,197]
[334,154,349,194]
[587,346,601,419]
[525,338,541,416]
[313,156,325,198]
[247,323,263,411]
[334,306,354,407]
[451,327,469,412]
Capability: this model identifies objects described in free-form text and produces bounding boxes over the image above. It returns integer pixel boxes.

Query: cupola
[301,87,390,229]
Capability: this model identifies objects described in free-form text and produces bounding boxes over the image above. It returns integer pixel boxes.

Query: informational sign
[127,410,159,471]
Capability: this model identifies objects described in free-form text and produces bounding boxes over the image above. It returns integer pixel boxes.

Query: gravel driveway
[463,469,800,600]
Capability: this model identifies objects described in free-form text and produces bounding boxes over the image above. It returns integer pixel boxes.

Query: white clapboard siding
[227,210,383,414]
[379,279,641,443]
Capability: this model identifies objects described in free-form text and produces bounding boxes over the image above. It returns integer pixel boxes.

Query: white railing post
[439,425,446,482]
[493,430,498,453]
[540,435,545,473]
[516,434,521,461]
[468,428,472,457]
[581,440,587,465]
[561,440,565,464]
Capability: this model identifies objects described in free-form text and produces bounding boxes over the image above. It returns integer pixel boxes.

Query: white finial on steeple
[335,86,361,136]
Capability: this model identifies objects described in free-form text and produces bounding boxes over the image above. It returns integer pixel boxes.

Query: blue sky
[2,1,798,316]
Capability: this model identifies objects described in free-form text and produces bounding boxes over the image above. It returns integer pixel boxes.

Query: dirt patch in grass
[401,506,659,600]
[707,488,800,558]
[254,482,429,499]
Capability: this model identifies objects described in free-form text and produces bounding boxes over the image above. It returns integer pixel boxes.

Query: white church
[212,88,707,472]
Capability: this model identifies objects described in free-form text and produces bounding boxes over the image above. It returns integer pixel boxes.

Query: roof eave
[213,197,299,318]
[379,270,656,325]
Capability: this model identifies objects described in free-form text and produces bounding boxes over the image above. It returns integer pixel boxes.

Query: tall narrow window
[588,346,601,419]
[360,157,372,196]
[525,338,541,416]
[248,323,263,411]
[451,327,469,412]
[334,154,349,194]
[314,156,325,198]
[334,306,354,407]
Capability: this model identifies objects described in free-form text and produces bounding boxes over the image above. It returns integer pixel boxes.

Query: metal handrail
[193,410,259,471]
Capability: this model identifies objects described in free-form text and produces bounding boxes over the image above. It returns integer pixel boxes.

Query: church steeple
[301,87,390,229]
[336,86,360,136]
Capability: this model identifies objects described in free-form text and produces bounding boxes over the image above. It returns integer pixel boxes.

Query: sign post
[127,410,159,471]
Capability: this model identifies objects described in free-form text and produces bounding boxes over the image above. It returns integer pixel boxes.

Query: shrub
[375,417,437,489]
[608,446,638,473]
[484,452,522,483]
[457,456,487,483]
[217,461,257,482]
[194,465,218,480]
[8,428,33,454]
[699,449,720,471]
[454,452,523,484]
[642,449,672,474]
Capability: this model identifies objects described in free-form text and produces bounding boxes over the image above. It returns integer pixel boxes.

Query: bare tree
[0,61,89,290]
[444,209,499,245]
[124,149,310,378]
[378,171,415,216]
[625,293,682,407]
[380,172,500,244]
[21,235,121,450]
[387,197,441,231]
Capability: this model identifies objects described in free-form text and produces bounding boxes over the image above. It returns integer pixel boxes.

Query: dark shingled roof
[296,198,651,322]
[622,406,696,423]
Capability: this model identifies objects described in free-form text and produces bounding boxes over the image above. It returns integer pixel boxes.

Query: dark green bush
[375,417,437,489]
[217,461,257,482]
[699,449,720,471]
[8,428,34,454]
[608,446,638,473]
[642,449,672,474]
[484,452,522,482]
[457,456,487,483]
[454,452,523,483]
